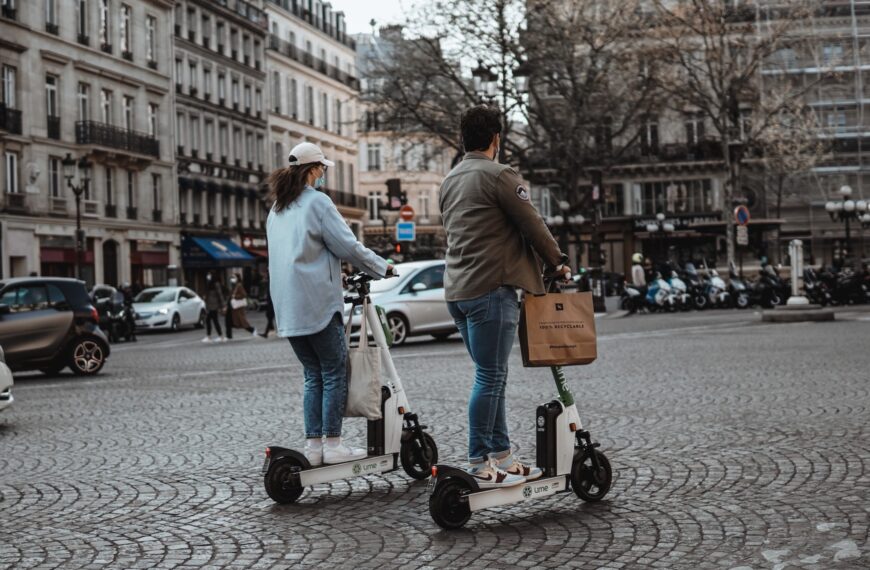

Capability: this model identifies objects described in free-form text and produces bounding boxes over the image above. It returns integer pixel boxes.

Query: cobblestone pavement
[1,308,868,569]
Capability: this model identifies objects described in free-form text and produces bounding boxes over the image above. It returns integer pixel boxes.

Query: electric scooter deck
[262,272,438,505]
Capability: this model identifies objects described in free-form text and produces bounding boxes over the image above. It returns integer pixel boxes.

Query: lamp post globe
[839,185,853,197]
[844,200,856,212]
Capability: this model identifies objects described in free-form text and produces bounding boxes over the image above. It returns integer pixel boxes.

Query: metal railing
[266,0,355,50]
[319,187,367,210]
[0,104,22,134]
[215,0,267,29]
[76,120,160,157]
[268,35,360,90]
[47,116,61,140]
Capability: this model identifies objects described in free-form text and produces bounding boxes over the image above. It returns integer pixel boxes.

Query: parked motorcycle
[682,263,709,310]
[667,270,691,311]
[803,267,832,306]
[91,285,136,343]
[727,263,751,309]
[646,273,677,312]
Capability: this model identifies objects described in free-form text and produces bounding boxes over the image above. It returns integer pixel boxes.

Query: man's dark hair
[460,105,502,153]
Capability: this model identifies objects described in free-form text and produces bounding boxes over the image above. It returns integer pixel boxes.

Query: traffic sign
[736,225,749,246]
[734,205,751,226]
[396,221,416,241]
[399,204,415,221]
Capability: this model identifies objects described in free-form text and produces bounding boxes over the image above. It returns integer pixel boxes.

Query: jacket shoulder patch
[516,185,530,201]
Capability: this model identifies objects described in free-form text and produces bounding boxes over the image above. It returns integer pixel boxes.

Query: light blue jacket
[267,186,388,337]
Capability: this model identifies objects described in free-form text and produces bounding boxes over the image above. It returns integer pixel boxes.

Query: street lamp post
[646,212,675,266]
[825,185,869,267]
[62,153,92,281]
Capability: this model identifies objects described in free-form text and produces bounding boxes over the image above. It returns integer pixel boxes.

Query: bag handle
[346,297,368,348]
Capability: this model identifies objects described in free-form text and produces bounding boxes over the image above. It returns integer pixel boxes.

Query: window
[305,85,314,123]
[120,4,131,54]
[189,60,198,93]
[99,0,110,47]
[1,285,51,313]
[1,65,15,108]
[45,75,58,118]
[123,96,134,130]
[256,135,263,167]
[190,116,200,152]
[337,160,345,191]
[255,89,262,115]
[407,265,445,291]
[242,34,251,61]
[273,141,283,169]
[46,0,57,27]
[201,14,210,45]
[367,192,381,220]
[218,73,226,101]
[349,164,354,193]
[186,7,196,38]
[77,0,89,39]
[335,100,342,135]
[147,103,158,137]
[77,83,90,122]
[823,43,844,66]
[152,173,162,211]
[146,16,156,62]
[81,164,92,200]
[49,156,61,198]
[100,89,113,124]
[232,79,239,106]
[254,39,261,68]
[5,152,19,194]
[321,92,329,129]
[175,58,183,87]
[216,21,224,49]
[367,143,382,171]
[126,170,135,208]
[244,84,252,111]
[641,179,714,215]
[233,128,241,160]
[203,68,212,97]
[288,77,297,117]
[419,192,430,218]
[205,120,214,155]
[641,117,659,155]
[176,112,185,149]
[826,111,847,131]
[219,123,228,158]
[245,131,253,163]
[271,71,281,112]
[105,167,114,205]
[685,114,704,146]
[539,187,552,218]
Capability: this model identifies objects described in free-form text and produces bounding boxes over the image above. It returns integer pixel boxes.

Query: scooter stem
[550,366,576,407]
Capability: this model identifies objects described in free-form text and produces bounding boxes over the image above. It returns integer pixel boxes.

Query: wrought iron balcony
[0,104,22,135]
[320,187,367,211]
[105,204,117,218]
[152,209,162,222]
[76,121,160,157]
[46,22,59,35]
[267,35,359,90]
[47,116,61,140]
[127,206,137,220]
[1,5,16,20]
[78,33,89,46]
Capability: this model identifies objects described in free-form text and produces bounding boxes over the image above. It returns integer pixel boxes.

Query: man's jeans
[447,286,519,465]
[287,313,348,438]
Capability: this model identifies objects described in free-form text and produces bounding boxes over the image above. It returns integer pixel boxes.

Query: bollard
[786,239,809,306]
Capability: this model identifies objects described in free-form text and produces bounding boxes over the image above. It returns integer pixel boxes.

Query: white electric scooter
[262,272,438,504]
[427,274,612,529]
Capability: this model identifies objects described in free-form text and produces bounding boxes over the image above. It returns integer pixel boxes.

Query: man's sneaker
[201,336,212,344]
[304,444,323,467]
[323,441,367,464]
[497,455,543,481]
[251,328,259,337]
[467,460,525,488]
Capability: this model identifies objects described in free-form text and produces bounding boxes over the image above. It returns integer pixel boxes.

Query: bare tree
[650,0,823,267]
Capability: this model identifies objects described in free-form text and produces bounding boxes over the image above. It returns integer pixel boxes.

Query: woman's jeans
[287,313,348,438]
[447,286,519,465]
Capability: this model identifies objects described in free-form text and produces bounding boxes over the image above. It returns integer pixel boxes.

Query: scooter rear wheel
[401,432,439,480]
[571,450,612,502]
[429,478,472,530]
[264,456,305,504]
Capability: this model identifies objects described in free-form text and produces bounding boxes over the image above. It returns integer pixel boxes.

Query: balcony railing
[320,187,367,211]
[127,206,137,220]
[105,204,117,218]
[76,120,160,157]
[4,193,27,212]
[47,116,61,140]
[101,42,112,54]
[83,200,99,217]
[78,33,89,46]
[266,0,355,50]
[50,197,67,214]
[46,22,59,35]
[152,209,162,222]
[268,34,360,90]
[1,5,16,20]
[0,104,22,135]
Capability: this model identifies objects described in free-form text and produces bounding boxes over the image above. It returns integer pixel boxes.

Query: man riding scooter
[439,104,570,488]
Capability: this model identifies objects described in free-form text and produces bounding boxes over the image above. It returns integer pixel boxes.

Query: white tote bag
[344,298,383,420]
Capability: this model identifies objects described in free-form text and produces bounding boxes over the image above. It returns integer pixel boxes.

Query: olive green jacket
[439,152,562,301]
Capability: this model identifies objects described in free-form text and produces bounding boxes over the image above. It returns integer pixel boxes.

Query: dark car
[0,277,110,375]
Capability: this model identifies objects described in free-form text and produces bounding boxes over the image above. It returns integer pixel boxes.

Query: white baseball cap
[287,142,335,167]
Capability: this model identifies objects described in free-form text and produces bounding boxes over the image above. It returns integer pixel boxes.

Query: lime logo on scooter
[523,486,533,498]
[537,416,545,428]
[352,464,362,475]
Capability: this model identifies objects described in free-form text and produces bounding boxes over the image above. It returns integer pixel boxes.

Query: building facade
[1,0,176,287]
[264,0,366,235]
[356,27,452,260]
[171,0,270,290]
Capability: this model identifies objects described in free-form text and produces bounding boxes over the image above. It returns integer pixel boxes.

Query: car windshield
[135,289,176,303]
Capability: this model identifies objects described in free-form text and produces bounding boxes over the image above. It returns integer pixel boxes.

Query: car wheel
[387,313,409,345]
[196,310,206,329]
[68,337,107,376]
[170,313,181,332]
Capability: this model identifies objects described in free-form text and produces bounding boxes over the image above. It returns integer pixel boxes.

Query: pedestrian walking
[201,272,227,343]
[226,273,258,338]
[439,104,570,487]
[266,141,392,466]
[259,271,276,338]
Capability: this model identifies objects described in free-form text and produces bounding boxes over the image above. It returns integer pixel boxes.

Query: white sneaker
[467,459,525,488]
[304,443,323,467]
[251,328,259,337]
[497,454,543,481]
[218,336,227,343]
[323,441,367,464]
[201,336,212,344]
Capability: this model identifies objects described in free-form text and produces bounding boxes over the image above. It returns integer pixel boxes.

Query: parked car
[0,277,110,375]
[0,346,13,412]
[132,287,206,331]
[344,260,456,345]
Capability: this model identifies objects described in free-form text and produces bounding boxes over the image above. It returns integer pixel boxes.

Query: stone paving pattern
[1,309,868,569]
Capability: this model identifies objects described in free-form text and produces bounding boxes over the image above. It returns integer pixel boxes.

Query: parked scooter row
[620,260,792,314]
[803,265,870,306]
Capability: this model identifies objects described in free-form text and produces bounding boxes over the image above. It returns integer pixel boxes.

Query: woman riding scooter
[266,142,393,466]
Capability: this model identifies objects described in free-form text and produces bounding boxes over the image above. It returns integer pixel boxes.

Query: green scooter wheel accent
[375,305,393,347]
[550,366,575,407]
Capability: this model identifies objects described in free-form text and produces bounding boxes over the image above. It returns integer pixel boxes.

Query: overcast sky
[338,0,410,35]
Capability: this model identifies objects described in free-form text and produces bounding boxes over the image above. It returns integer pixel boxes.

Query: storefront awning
[182,236,255,268]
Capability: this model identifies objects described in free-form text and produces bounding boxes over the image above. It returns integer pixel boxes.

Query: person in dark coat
[259,271,276,338]
[201,272,226,343]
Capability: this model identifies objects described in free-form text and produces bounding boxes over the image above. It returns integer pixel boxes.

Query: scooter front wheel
[401,432,439,480]
[429,478,472,529]
[571,450,612,502]
[264,456,305,504]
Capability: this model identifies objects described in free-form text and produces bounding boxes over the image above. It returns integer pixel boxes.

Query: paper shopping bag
[344,298,383,420]
[518,291,597,367]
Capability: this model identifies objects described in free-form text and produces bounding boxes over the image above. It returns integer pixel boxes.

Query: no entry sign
[399,205,415,221]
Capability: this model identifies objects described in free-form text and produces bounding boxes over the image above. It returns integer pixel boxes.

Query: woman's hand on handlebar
[385,264,397,278]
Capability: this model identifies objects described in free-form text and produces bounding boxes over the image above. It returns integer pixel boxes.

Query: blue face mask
[314,175,326,188]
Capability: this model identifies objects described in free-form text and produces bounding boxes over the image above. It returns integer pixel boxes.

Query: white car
[0,345,13,412]
[133,287,206,332]
[344,260,456,345]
